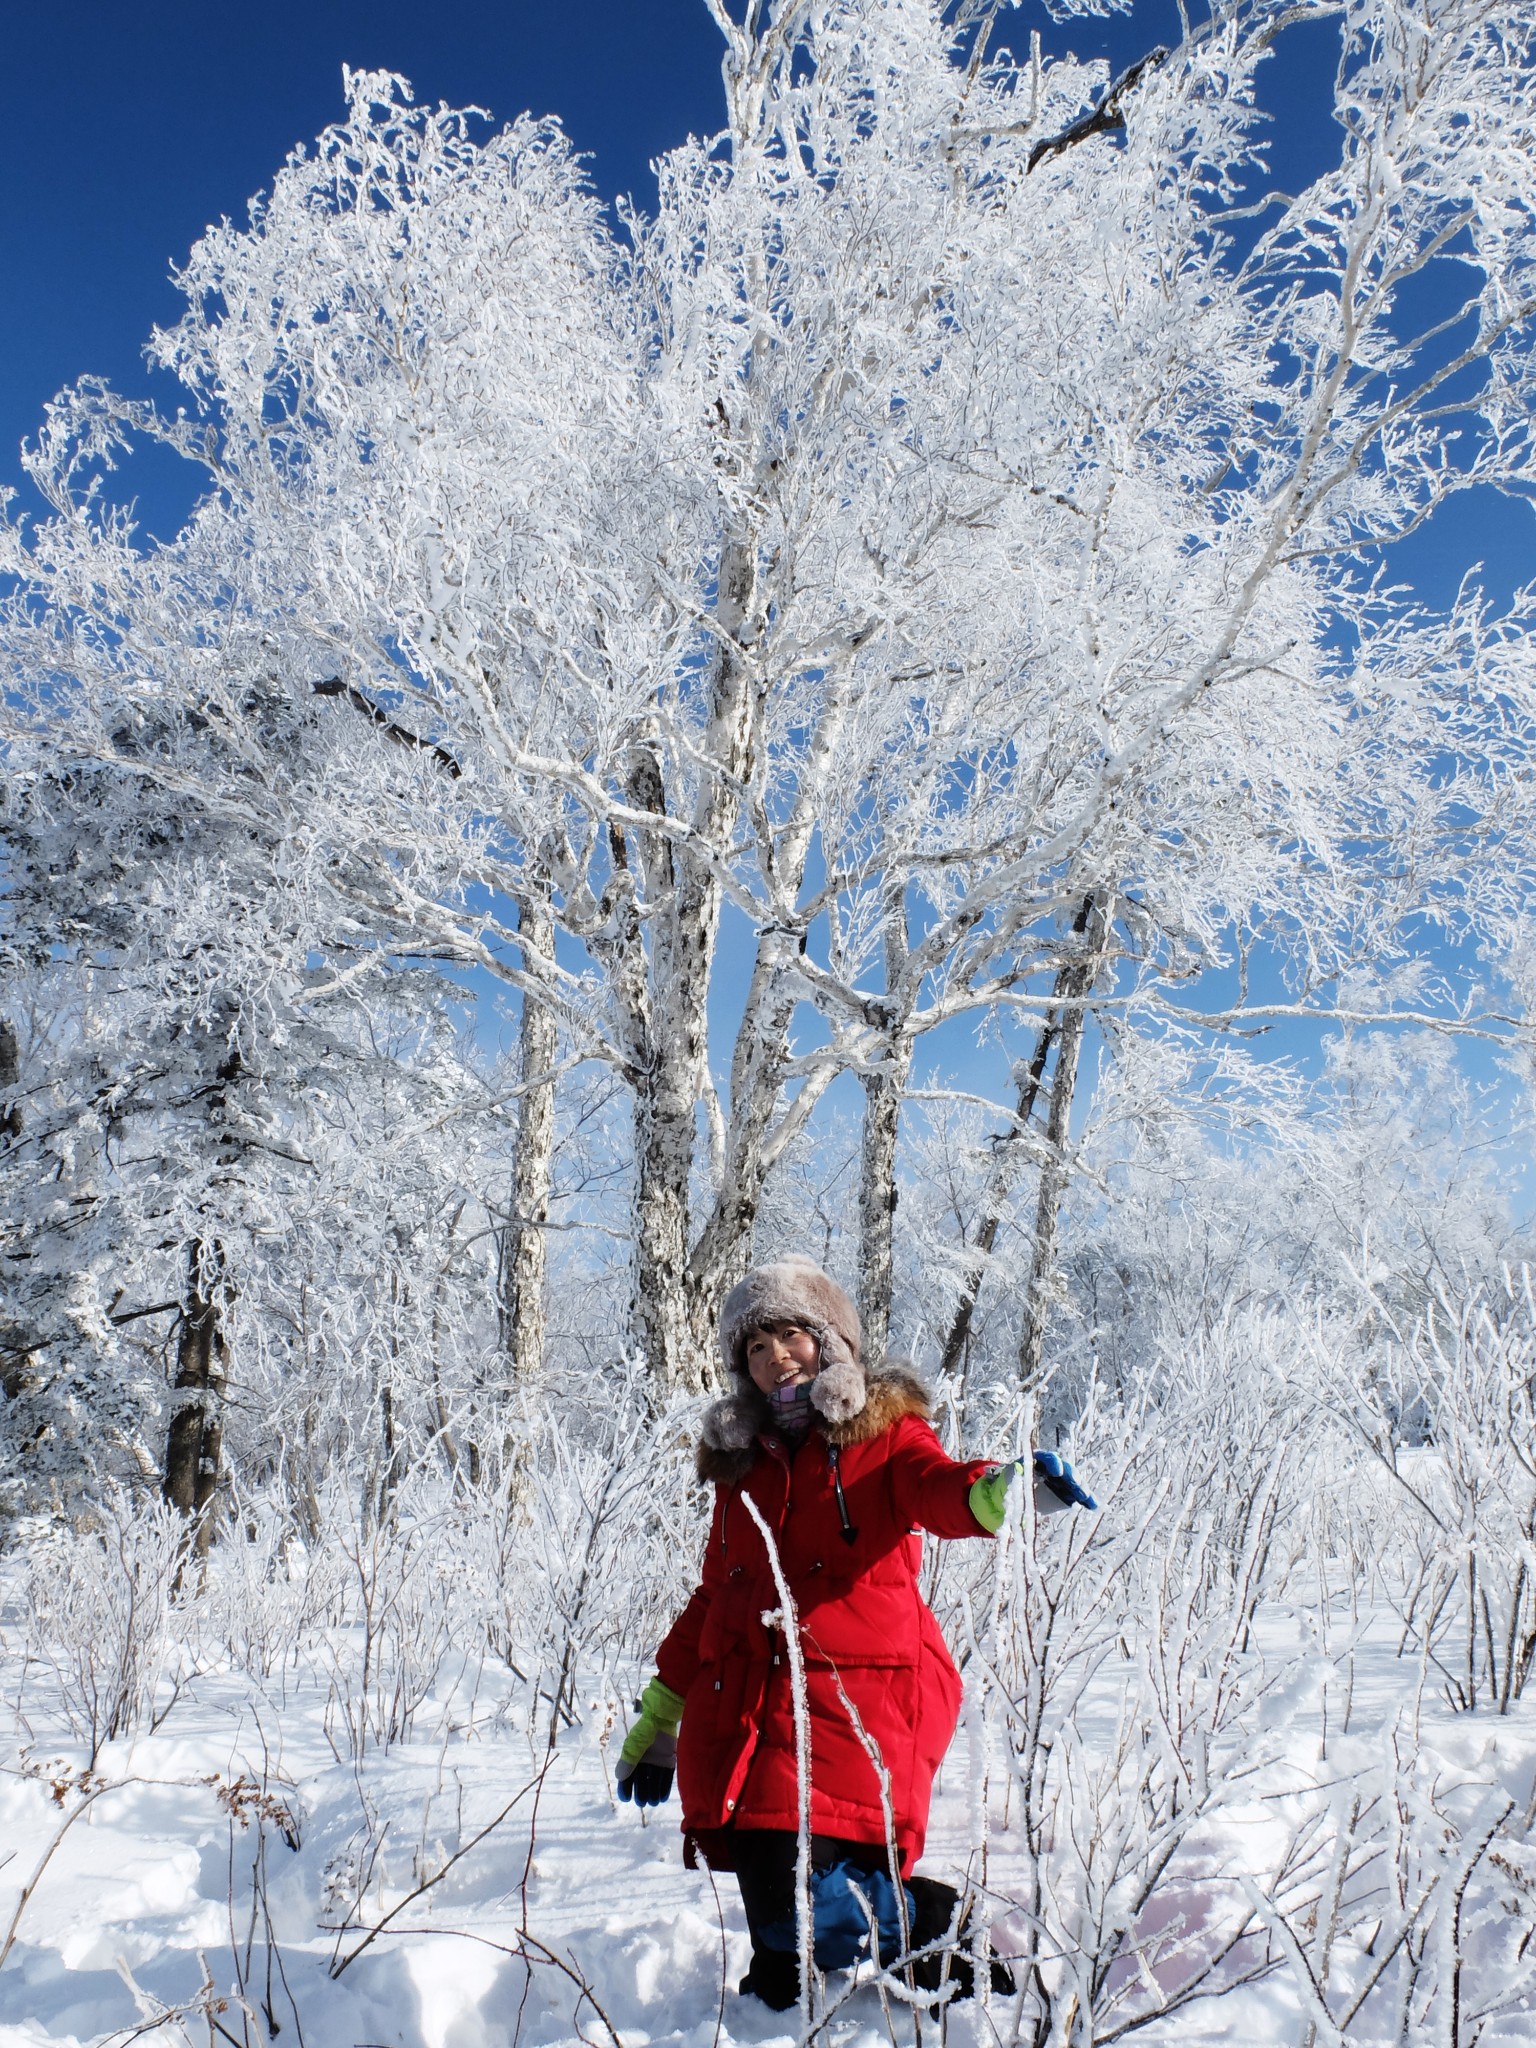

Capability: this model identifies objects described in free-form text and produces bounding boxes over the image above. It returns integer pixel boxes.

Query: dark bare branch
[311,678,463,779]
[1028,47,1170,173]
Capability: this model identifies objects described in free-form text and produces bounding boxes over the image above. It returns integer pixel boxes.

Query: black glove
[616,1729,676,1806]
[615,1679,682,1807]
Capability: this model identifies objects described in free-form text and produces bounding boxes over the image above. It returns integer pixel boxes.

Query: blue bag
[757,1859,912,1970]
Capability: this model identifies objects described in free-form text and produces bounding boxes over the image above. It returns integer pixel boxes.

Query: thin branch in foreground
[0,1776,114,1970]
[323,1764,547,1978]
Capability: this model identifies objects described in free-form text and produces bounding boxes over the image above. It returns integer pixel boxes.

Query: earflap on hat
[808,1356,866,1424]
[701,1389,761,1454]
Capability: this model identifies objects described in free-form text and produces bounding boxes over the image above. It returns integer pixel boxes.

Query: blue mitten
[1032,1449,1097,1510]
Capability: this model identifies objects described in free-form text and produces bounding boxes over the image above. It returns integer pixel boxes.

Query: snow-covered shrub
[935,1332,1311,2039]
[893,1294,1536,2041]
[23,1487,184,1762]
[475,1369,708,1742]
[1328,1276,1536,1714]
[1247,1723,1536,2046]
[313,1481,464,1759]
[194,1486,351,1689]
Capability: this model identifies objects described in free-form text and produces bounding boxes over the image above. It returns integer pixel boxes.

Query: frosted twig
[740,1491,815,2034]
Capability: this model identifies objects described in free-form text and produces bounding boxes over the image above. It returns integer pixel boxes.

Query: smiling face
[743,1321,821,1397]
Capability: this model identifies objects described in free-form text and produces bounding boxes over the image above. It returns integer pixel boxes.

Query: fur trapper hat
[718,1254,865,1426]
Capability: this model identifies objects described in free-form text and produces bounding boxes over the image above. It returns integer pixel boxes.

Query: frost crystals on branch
[3,0,1536,1418]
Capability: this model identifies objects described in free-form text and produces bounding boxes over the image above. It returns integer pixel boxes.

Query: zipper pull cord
[827,1442,860,1547]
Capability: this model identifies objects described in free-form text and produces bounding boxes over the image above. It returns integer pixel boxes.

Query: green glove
[969,1461,1025,1534]
[617,1676,685,1807]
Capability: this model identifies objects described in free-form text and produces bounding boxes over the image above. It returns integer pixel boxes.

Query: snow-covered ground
[8,1337,1536,2048]
[3,1595,1535,2048]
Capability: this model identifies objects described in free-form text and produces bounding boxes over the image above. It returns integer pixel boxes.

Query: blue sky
[3,1,722,523]
[7,0,1529,600]
[6,0,1530,1165]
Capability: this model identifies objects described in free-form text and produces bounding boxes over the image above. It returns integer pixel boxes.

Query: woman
[616,1255,1094,2009]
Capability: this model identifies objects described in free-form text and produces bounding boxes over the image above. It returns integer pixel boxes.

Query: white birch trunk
[939,896,1101,1383]
[498,889,558,1391]
[687,927,801,1348]
[626,537,759,1397]
[858,1027,913,1363]
[856,908,914,1358]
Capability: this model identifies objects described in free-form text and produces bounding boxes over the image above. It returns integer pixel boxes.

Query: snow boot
[905,1876,1016,2002]
[738,1946,801,2011]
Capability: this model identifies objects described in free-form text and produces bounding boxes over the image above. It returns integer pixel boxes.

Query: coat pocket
[799,1578,921,1668]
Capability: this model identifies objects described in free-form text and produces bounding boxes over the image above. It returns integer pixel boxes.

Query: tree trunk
[632,1073,704,1396]
[1016,899,1110,1392]
[497,891,558,1389]
[162,1237,227,1557]
[857,1034,913,1361]
[683,649,864,1357]
[856,907,913,1359]
[686,926,802,1358]
[0,1018,31,1406]
[1015,1004,1089,1391]
[0,1019,19,1145]
[377,1376,404,1530]
[938,895,1102,1382]
[621,751,714,1400]
[625,535,759,1400]
[936,1025,1056,1384]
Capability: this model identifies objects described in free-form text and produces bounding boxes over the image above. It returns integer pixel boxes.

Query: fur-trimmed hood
[696,1360,932,1485]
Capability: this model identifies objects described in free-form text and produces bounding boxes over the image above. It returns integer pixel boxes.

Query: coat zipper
[826,1441,860,1546]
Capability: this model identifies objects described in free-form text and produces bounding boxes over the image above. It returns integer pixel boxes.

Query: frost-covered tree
[4,0,1536,1417]
[0,619,516,1520]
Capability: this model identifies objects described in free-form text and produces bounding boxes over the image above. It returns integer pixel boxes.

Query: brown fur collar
[696,1361,932,1486]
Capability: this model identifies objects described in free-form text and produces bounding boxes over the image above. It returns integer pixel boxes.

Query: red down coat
[655,1365,992,1874]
